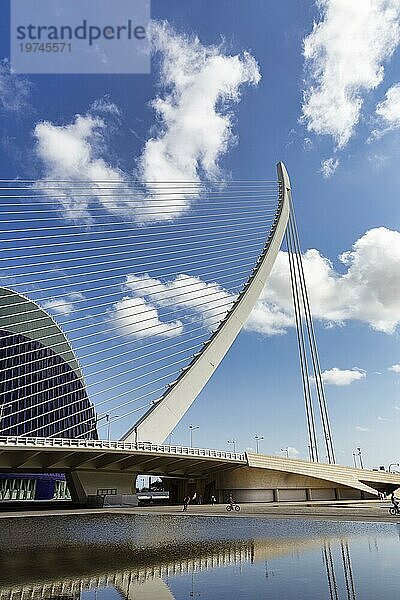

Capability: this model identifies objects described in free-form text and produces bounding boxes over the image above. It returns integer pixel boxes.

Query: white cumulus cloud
[355,425,370,432]
[109,272,235,339]
[136,22,261,221]
[320,157,339,178]
[318,367,366,386]
[109,296,183,339]
[245,227,400,336]
[34,21,260,224]
[302,0,400,148]
[34,111,128,223]
[42,293,85,316]
[389,364,400,373]
[123,272,235,329]
[370,83,400,139]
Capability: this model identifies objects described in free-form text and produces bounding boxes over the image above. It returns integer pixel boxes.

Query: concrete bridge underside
[0,440,399,505]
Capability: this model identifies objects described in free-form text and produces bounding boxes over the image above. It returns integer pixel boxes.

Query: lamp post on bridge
[281,447,289,459]
[255,435,264,454]
[189,424,199,448]
[227,439,237,453]
[353,447,364,469]
[96,413,119,442]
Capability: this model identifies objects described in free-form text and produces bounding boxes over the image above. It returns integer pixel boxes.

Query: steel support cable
[0,234,265,304]
[0,220,270,257]
[0,228,268,312]
[51,400,154,439]
[0,223,273,289]
[0,246,254,344]
[0,252,255,358]
[0,200,278,217]
[4,340,203,429]
[0,188,279,196]
[0,207,276,232]
[1,298,234,432]
[16,365,179,437]
[288,212,332,464]
[340,542,353,600]
[287,215,319,462]
[0,192,278,203]
[6,285,243,434]
[323,543,339,600]
[1,181,278,188]
[4,363,185,436]
[0,231,268,293]
[2,328,210,422]
[0,202,280,223]
[343,542,356,600]
[0,198,278,210]
[0,296,235,411]
[0,178,278,183]
[287,226,318,462]
[0,228,267,274]
[0,277,240,391]
[0,213,276,246]
[2,321,206,400]
[0,240,253,319]
[286,228,319,462]
[288,192,335,464]
[3,282,238,394]
[14,345,204,435]
[0,257,248,359]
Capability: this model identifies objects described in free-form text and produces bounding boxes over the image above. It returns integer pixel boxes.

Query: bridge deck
[0,436,246,477]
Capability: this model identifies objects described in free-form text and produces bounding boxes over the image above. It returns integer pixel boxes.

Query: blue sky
[1,0,400,468]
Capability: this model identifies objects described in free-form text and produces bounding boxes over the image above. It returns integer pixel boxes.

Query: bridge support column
[66,470,137,506]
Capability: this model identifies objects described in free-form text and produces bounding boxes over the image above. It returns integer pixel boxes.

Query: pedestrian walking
[182,494,190,511]
[210,494,216,505]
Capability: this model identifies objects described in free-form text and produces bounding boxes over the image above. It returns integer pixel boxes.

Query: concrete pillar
[306,488,312,501]
[273,488,280,502]
[66,470,137,505]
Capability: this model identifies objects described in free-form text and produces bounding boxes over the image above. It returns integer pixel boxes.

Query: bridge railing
[0,436,246,462]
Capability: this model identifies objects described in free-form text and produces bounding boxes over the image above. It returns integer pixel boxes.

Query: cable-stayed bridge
[0,162,399,505]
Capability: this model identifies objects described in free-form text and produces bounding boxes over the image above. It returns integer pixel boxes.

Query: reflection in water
[322,541,357,600]
[0,515,399,600]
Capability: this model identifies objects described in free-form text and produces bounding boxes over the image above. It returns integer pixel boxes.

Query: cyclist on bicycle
[390,492,399,511]
[228,493,235,508]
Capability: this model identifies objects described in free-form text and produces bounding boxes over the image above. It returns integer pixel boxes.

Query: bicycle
[226,503,241,512]
[389,505,400,516]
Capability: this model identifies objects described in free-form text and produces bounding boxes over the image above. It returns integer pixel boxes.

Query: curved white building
[0,286,97,439]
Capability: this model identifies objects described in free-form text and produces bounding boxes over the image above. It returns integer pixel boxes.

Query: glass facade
[0,476,36,500]
[0,328,98,439]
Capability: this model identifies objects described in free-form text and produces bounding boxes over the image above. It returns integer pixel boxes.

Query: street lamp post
[255,435,264,454]
[227,439,237,453]
[388,462,400,472]
[357,447,364,469]
[168,431,174,446]
[189,424,199,448]
[96,413,119,441]
[352,452,357,468]
[281,447,289,459]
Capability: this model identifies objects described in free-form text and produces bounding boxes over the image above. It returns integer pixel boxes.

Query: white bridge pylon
[122,162,291,444]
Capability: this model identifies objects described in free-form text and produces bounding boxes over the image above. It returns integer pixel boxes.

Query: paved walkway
[0,500,399,523]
